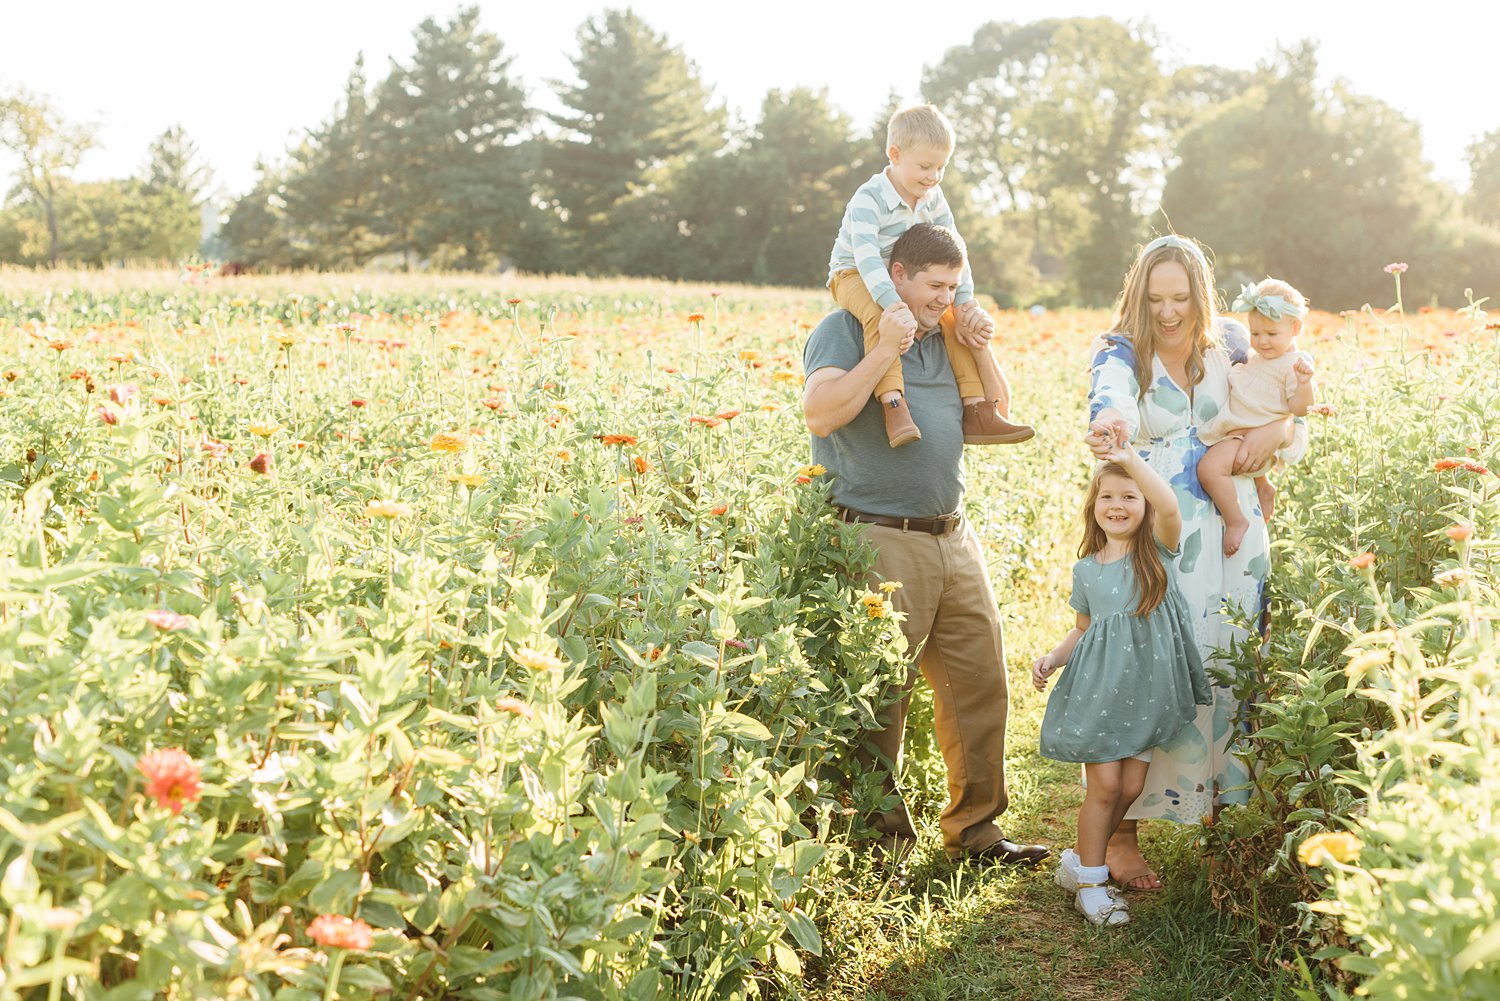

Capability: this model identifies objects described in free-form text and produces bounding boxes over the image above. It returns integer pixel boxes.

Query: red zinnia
[249,452,272,474]
[137,748,201,815]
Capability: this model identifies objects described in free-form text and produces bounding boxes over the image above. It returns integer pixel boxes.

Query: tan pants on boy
[829,268,984,401]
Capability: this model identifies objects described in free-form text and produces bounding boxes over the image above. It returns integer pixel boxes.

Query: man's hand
[879,302,917,356]
[954,300,995,350]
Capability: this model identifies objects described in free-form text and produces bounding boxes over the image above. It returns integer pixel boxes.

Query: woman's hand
[1085,413,1130,459]
[1031,653,1058,692]
[1233,417,1293,474]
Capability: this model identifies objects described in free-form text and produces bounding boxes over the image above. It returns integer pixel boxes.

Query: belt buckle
[931,513,959,535]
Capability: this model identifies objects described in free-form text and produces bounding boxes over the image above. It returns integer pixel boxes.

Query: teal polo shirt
[803,310,964,518]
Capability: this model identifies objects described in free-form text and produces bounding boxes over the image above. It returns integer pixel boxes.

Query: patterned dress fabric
[1088,323,1307,822]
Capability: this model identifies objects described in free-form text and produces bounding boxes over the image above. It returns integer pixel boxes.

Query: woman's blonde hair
[1079,462,1168,617]
[1109,236,1222,400]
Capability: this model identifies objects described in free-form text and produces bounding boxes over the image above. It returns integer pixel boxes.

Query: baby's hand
[1293,356,1315,383]
[1031,653,1058,691]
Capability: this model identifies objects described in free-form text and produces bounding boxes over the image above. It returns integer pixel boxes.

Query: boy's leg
[937,308,986,404]
[830,269,918,447]
[1198,438,1249,556]
[939,308,1034,446]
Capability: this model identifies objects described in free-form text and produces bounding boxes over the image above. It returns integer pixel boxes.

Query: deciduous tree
[0,88,97,266]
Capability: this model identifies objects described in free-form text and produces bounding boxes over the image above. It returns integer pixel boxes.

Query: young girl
[1032,436,1214,926]
[1197,278,1317,557]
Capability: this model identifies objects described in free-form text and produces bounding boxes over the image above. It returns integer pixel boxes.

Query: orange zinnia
[137,748,201,815]
[306,915,373,951]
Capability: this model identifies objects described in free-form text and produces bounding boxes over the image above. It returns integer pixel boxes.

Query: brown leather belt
[838,507,962,535]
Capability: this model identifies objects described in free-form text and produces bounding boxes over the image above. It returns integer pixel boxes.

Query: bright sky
[3,2,1491,200]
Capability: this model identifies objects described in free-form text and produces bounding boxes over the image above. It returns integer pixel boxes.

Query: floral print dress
[1087,321,1306,822]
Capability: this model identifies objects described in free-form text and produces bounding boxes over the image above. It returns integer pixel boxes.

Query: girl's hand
[1085,418,1129,459]
[1293,356,1315,384]
[1032,653,1058,691]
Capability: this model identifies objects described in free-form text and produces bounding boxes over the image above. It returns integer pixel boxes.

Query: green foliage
[1161,43,1448,309]
[1203,288,1500,998]
[544,8,725,274]
[922,17,1164,306]
[0,280,916,999]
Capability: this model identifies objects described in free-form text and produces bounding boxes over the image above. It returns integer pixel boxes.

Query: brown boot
[883,396,921,447]
[963,401,1034,445]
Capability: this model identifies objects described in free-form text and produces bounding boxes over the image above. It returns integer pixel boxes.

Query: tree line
[4,7,1499,309]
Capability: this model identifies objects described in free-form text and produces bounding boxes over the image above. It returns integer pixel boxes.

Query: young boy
[827,104,1033,448]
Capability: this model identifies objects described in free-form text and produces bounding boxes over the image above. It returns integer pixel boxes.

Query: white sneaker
[1072,862,1130,927]
[1054,847,1083,892]
[1075,886,1131,926]
[1055,849,1129,902]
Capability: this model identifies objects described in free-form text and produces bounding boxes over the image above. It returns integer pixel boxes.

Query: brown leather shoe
[883,396,921,447]
[963,401,1034,445]
[959,837,1051,866]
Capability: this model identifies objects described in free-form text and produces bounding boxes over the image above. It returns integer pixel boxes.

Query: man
[802,223,1048,865]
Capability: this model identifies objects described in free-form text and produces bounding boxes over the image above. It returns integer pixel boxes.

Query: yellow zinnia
[429,432,469,454]
[513,646,564,672]
[1298,831,1362,867]
[447,473,486,488]
[366,499,416,520]
[247,423,284,438]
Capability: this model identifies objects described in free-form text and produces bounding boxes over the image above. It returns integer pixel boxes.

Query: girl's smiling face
[1248,313,1301,360]
[1094,472,1146,543]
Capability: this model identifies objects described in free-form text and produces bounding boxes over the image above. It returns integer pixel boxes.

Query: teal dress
[1040,544,1213,764]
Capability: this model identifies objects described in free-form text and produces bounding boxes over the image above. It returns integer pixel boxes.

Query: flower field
[0,268,1496,1000]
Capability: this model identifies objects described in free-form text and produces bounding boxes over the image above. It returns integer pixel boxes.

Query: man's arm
[803,303,914,437]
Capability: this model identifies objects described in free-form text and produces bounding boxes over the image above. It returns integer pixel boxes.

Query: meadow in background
[0,265,1495,999]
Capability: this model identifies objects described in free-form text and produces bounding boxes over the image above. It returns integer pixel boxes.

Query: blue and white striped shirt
[827,169,974,309]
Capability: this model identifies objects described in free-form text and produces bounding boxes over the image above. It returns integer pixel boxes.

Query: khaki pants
[861,519,1010,856]
[829,268,985,401]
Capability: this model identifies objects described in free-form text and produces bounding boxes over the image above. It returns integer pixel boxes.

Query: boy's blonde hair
[887,104,955,154]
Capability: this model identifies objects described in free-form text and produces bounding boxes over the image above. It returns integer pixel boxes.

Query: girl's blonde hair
[1079,462,1169,617]
[1246,277,1309,316]
[1109,237,1222,401]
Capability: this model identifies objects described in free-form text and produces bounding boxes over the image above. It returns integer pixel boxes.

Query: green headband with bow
[1141,234,1210,270]
[1232,282,1306,321]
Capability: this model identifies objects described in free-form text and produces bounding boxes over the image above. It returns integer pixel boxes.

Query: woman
[1084,235,1305,889]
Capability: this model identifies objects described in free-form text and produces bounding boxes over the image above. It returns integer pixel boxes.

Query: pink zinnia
[137,748,201,815]
[146,610,193,631]
[1383,262,1408,274]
